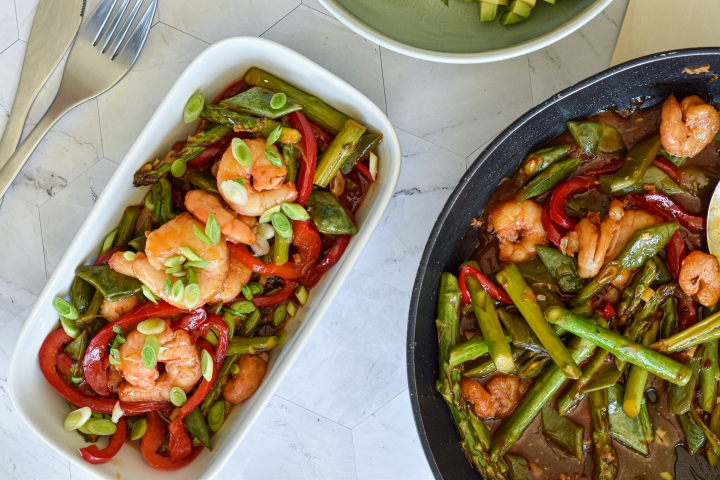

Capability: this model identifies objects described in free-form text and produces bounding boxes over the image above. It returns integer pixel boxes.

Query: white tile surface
[0,0,626,477]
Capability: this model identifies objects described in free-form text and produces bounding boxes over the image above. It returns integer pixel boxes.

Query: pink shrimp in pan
[184,189,257,245]
[660,94,720,158]
[488,200,548,263]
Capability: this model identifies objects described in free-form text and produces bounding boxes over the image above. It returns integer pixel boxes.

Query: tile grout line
[96,101,105,160]
[302,1,334,19]
[378,47,389,115]
[274,393,357,432]
[36,197,50,279]
[257,3,301,38]
[0,38,19,57]
[157,21,210,45]
[11,0,19,40]
[391,125,468,159]
[525,53,537,106]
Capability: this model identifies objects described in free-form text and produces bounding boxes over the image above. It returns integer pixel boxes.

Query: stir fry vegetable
[40,69,381,470]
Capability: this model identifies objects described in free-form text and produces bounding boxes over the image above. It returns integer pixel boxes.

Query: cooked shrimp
[461,375,526,419]
[561,200,624,278]
[605,208,661,262]
[118,322,202,402]
[216,139,298,217]
[109,213,229,308]
[100,295,140,321]
[461,378,498,419]
[206,257,252,304]
[223,354,267,404]
[489,200,548,263]
[679,251,720,307]
[185,190,256,245]
[660,94,720,158]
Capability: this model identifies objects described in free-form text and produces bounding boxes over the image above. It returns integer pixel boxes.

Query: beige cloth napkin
[611,0,720,66]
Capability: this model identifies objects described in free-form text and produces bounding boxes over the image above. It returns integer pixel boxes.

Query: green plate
[321,0,613,63]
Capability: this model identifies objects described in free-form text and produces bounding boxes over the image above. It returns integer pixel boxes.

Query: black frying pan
[406,48,720,479]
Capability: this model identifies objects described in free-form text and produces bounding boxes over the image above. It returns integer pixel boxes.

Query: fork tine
[114,0,155,61]
[100,0,131,53]
[87,0,119,45]
[108,0,144,57]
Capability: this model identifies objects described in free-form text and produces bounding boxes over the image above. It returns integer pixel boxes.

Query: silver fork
[0,0,157,201]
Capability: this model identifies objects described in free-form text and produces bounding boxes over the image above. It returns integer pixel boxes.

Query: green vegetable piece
[130,418,148,440]
[314,119,367,188]
[499,11,525,25]
[467,277,514,373]
[199,105,277,136]
[659,145,688,167]
[186,169,219,194]
[53,297,79,320]
[170,386,187,407]
[142,335,160,370]
[114,206,142,248]
[652,308,720,353]
[479,2,498,22]
[623,320,659,418]
[463,347,526,379]
[566,120,627,156]
[541,403,583,461]
[220,87,302,119]
[283,145,298,183]
[701,339,719,413]
[504,454,530,480]
[340,133,383,174]
[558,349,610,415]
[708,404,720,467]
[515,256,559,292]
[184,408,211,450]
[516,157,580,202]
[101,229,118,254]
[639,398,654,442]
[270,92,286,109]
[689,409,720,460]
[588,389,619,479]
[226,336,278,356]
[71,276,94,315]
[581,364,624,393]
[201,355,240,415]
[76,289,103,327]
[273,303,287,328]
[84,418,117,436]
[679,413,706,455]
[59,316,80,339]
[599,165,684,197]
[670,357,700,414]
[128,236,146,253]
[63,330,88,362]
[466,407,491,451]
[520,145,571,180]
[240,309,261,337]
[661,297,677,340]
[513,350,551,379]
[535,246,585,294]
[610,134,661,192]
[151,177,175,225]
[76,265,143,302]
[652,254,672,285]
[207,401,225,433]
[306,190,358,235]
[606,384,648,455]
[497,309,543,353]
[183,92,204,124]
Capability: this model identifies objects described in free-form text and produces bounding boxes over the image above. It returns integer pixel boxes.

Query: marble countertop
[0,0,629,478]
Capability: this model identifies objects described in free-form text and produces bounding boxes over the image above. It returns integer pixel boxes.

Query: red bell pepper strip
[310,121,334,145]
[95,247,125,266]
[39,329,162,414]
[229,220,321,279]
[598,301,616,321]
[458,265,513,306]
[253,280,298,307]
[549,176,596,230]
[643,191,705,233]
[623,194,673,222]
[678,298,698,331]
[583,158,624,176]
[299,210,355,288]
[652,157,679,182]
[666,230,686,279]
[542,199,565,247]
[57,353,75,378]
[172,308,209,333]
[79,417,127,464]
[141,411,202,470]
[355,162,374,182]
[84,302,183,396]
[216,78,249,103]
[288,111,317,206]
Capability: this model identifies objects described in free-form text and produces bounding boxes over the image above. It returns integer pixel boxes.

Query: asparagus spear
[709,404,720,467]
[650,308,720,353]
[679,413,706,455]
[496,264,581,379]
[449,332,512,367]
[244,67,350,135]
[623,319,660,418]
[669,357,700,415]
[437,273,461,396]
[588,389,619,480]
[199,104,279,133]
[463,346,526,379]
[661,297,677,339]
[313,119,366,188]
[616,258,657,325]
[489,333,597,460]
[701,340,719,413]
[557,349,610,415]
[467,277,514,373]
[545,307,691,385]
[226,336,278,356]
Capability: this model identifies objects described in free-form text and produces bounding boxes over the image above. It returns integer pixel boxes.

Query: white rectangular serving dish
[8,37,401,480]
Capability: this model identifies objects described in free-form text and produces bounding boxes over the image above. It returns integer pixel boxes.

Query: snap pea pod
[504,454,530,480]
[63,330,88,362]
[689,409,720,460]
[617,258,658,325]
[201,354,239,415]
[623,319,660,418]
[651,308,720,353]
[607,384,648,455]
[515,256,559,292]
[639,398,654,443]
[314,119,366,188]
[463,346,525,379]
[545,307,691,385]
[496,264,580,379]
[112,205,141,248]
[152,177,175,226]
[557,349,610,415]
[468,277,514,373]
[70,276,94,315]
[516,157,580,202]
[226,336,278,356]
[540,403,584,461]
[219,87,302,119]
[652,254,673,285]
[520,145,571,180]
[283,144,298,183]
[700,306,719,413]
[449,332,512,368]
[588,389,619,480]
[566,120,626,156]
[340,133,383,174]
[306,190,358,235]
[581,364,624,394]
[659,145,689,167]
[661,297,677,339]
[708,404,720,467]
[76,265,142,302]
[571,222,679,306]
[514,352,551,379]
[489,333,596,460]
[76,289,103,327]
[679,413,706,455]
[535,245,585,294]
[497,309,543,353]
[600,165,683,196]
[186,168,219,194]
[244,67,350,135]
[669,357,700,414]
[184,408,211,450]
[610,134,661,192]
[129,215,152,252]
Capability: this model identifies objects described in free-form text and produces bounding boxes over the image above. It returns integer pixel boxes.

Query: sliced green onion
[270,92,287,109]
[60,316,80,339]
[179,246,203,262]
[84,418,117,436]
[115,333,126,345]
[295,285,308,306]
[201,349,213,381]
[250,236,270,256]
[266,125,283,146]
[242,284,253,301]
[204,328,219,348]
[144,192,155,211]
[194,225,212,245]
[272,213,292,239]
[53,297,78,320]
[109,348,122,366]
[170,387,187,407]
[206,214,221,245]
[164,276,172,296]
[91,412,103,420]
[142,335,160,370]
[273,303,287,327]
[184,284,201,309]
[222,311,236,339]
[257,223,275,239]
[221,179,248,206]
[137,318,166,335]
[165,265,183,275]
[286,301,298,318]
[281,203,310,221]
[259,205,282,223]
[113,326,123,334]
[264,148,282,168]
[63,407,92,431]
[164,255,187,268]
[185,260,211,269]
[123,251,137,262]
[232,138,253,168]
[171,159,187,178]
[142,285,159,305]
[111,402,124,423]
[369,151,378,181]
[131,418,148,440]
[101,229,118,254]
[248,283,264,296]
[207,401,225,433]
[230,300,256,314]
[276,329,288,347]
[183,92,205,124]
[186,267,198,286]
[171,280,184,303]
[230,363,240,375]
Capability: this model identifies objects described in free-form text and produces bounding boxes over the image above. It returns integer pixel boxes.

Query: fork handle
[0,86,83,201]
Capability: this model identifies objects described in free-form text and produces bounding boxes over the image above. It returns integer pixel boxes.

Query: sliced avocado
[479,2,498,21]
[509,0,533,18]
[500,11,526,24]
